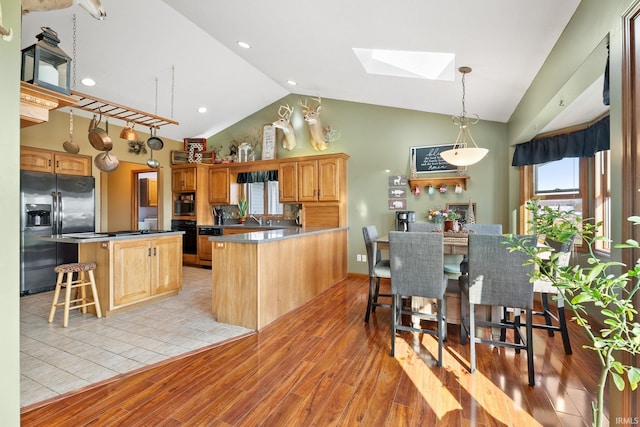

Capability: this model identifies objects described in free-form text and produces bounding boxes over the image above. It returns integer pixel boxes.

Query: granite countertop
[208,226,348,244]
[40,230,184,243]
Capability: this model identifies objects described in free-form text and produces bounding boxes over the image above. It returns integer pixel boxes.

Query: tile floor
[20,266,252,408]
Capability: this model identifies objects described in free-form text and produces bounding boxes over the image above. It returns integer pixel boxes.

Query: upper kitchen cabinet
[298,157,344,202]
[21,147,92,176]
[172,166,197,192]
[208,168,230,204]
[278,162,298,202]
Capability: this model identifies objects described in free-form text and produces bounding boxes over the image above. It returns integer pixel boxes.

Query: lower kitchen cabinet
[79,234,183,316]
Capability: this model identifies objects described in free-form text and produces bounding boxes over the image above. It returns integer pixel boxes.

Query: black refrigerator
[20,170,95,295]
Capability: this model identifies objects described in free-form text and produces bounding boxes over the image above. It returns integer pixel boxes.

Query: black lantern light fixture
[21,27,72,95]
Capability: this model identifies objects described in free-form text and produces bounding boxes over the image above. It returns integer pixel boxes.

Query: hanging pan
[62,110,80,154]
[88,110,113,151]
[94,151,119,172]
[146,127,164,151]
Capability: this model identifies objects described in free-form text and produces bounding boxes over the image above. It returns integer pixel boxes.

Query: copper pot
[88,112,113,151]
[94,151,119,172]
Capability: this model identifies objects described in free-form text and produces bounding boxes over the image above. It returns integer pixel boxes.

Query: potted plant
[237,197,248,223]
[429,208,460,231]
[508,199,640,427]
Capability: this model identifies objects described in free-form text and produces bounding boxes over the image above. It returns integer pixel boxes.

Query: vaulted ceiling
[21,0,606,142]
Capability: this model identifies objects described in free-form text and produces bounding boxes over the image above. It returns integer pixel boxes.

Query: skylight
[352,48,455,81]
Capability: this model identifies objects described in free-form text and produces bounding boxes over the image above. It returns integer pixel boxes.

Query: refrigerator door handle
[51,191,58,235]
[57,192,63,234]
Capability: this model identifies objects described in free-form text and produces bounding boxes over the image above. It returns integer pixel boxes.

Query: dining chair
[463,233,537,386]
[388,231,449,366]
[530,235,575,355]
[362,225,391,322]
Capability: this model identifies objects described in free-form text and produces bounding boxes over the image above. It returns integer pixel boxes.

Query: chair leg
[373,277,381,311]
[557,304,572,355]
[63,272,73,328]
[88,270,102,318]
[541,293,555,337]
[390,294,397,356]
[469,302,476,373]
[48,271,64,323]
[526,310,535,386]
[513,308,522,354]
[364,276,375,323]
[437,298,444,367]
[79,271,88,314]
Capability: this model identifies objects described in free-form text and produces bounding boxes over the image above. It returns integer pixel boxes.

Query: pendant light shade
[440,66,488,167]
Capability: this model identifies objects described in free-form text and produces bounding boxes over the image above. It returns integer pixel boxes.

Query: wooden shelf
[71,90,179,129]
[408,176,469,191]
[20,82,77,128]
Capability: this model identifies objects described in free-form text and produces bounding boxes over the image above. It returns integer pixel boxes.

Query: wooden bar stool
[48,262,102,328]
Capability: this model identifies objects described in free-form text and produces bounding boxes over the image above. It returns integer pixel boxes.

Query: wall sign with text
[411,145,457,173]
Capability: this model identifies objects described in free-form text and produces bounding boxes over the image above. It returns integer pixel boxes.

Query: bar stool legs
[48,262,102,328]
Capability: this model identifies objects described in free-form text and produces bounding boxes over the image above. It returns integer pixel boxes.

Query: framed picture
[411,145,457,173]
[446,202,477,224]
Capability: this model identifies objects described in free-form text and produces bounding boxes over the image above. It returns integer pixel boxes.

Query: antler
[311,96,322,106]
[298,98,310,111]
[278,104,293,119]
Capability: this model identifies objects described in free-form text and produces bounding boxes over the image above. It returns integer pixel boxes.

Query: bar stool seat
[48,262,102,327]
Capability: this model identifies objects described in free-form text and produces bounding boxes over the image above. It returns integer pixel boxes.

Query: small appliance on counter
[395,210,416,232]
[212,206,224,225]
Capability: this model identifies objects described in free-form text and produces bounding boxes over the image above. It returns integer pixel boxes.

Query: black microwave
[174,199,195,216]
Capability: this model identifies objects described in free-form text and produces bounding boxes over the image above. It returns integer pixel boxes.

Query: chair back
[465,223,502,235]
[389,231,447,299]
[467,234,536,309]
[408,222,441,232]
[362,225,381,276]
[545,235,575,268]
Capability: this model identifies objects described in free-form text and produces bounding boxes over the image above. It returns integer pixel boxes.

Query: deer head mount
[0,1,13,41]
[22,0,106,20]
[271,104,297,151]
[299,97,329,151]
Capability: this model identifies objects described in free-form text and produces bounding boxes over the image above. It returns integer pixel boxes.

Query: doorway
[134,170,159,230]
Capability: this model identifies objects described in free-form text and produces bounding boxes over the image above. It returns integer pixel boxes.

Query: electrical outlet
[360,254,367,262]
[356,254,362,262]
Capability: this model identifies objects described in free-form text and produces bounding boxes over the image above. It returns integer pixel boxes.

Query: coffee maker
[395,210,416,231]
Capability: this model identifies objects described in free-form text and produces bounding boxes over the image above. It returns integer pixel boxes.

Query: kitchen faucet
[249,215,262,225]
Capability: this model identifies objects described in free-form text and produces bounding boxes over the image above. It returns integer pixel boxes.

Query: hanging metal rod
[70,90,179,128]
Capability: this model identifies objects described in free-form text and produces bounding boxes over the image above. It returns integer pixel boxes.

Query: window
[594,150,611,253]
[246,181,283,216]
[521,157,589,250]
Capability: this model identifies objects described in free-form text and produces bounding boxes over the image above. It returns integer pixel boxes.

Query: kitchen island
[42,231,183,317]
[209,226,348,330]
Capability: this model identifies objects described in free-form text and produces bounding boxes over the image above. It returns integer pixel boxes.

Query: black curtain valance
[511,115,610,166]
[236,170,278,183]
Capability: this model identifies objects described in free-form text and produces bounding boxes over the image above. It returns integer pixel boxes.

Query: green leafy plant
[507,199,640,427]
[238,197,248,218]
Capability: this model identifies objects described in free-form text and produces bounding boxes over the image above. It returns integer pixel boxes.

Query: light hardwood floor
[21,274,606,426]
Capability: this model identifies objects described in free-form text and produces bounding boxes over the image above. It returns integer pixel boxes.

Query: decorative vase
[444,220,458,232]
[239,216,246,224]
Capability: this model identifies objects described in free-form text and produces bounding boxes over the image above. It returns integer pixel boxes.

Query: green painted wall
[207,94,509,275]
[0,0,22,423]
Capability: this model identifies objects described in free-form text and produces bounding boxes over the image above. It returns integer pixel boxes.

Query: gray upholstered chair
[531,235,575,355]
[362,225,391,322]
[407,222,442,232]
[464,233,537,386]
[388,231,449,366]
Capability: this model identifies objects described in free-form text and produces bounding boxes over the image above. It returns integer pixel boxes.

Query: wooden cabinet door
[297,160,318,201]
[54,153,92,176]
[278,162,298,202]
[198,234,212,261]
[20,147,53,173]
[172,167,197,192]
[317,158,340,201]
[140,178,158,207]
[208,168,230,204]
[151,236,182,294]
[112,239,152,306]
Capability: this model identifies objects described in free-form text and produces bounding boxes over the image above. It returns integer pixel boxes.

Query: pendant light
[440,66,488,167]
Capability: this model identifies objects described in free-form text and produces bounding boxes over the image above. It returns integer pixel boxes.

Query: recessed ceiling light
[198,107,207,113]
[352,48,455,80]
[81,77,96,87]
[287,80,297,86]
[237,41,251,49]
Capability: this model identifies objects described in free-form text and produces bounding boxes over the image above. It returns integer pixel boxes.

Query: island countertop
[208,226,348,244]
[40,230,184,243]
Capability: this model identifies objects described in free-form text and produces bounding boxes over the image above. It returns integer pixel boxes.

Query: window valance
[511,115,609,167]
[236,170,278,183]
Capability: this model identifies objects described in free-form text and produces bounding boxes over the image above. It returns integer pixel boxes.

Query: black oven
[171,219,197,254]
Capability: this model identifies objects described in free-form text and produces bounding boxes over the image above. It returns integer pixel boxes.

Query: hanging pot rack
[70,89,179,129]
